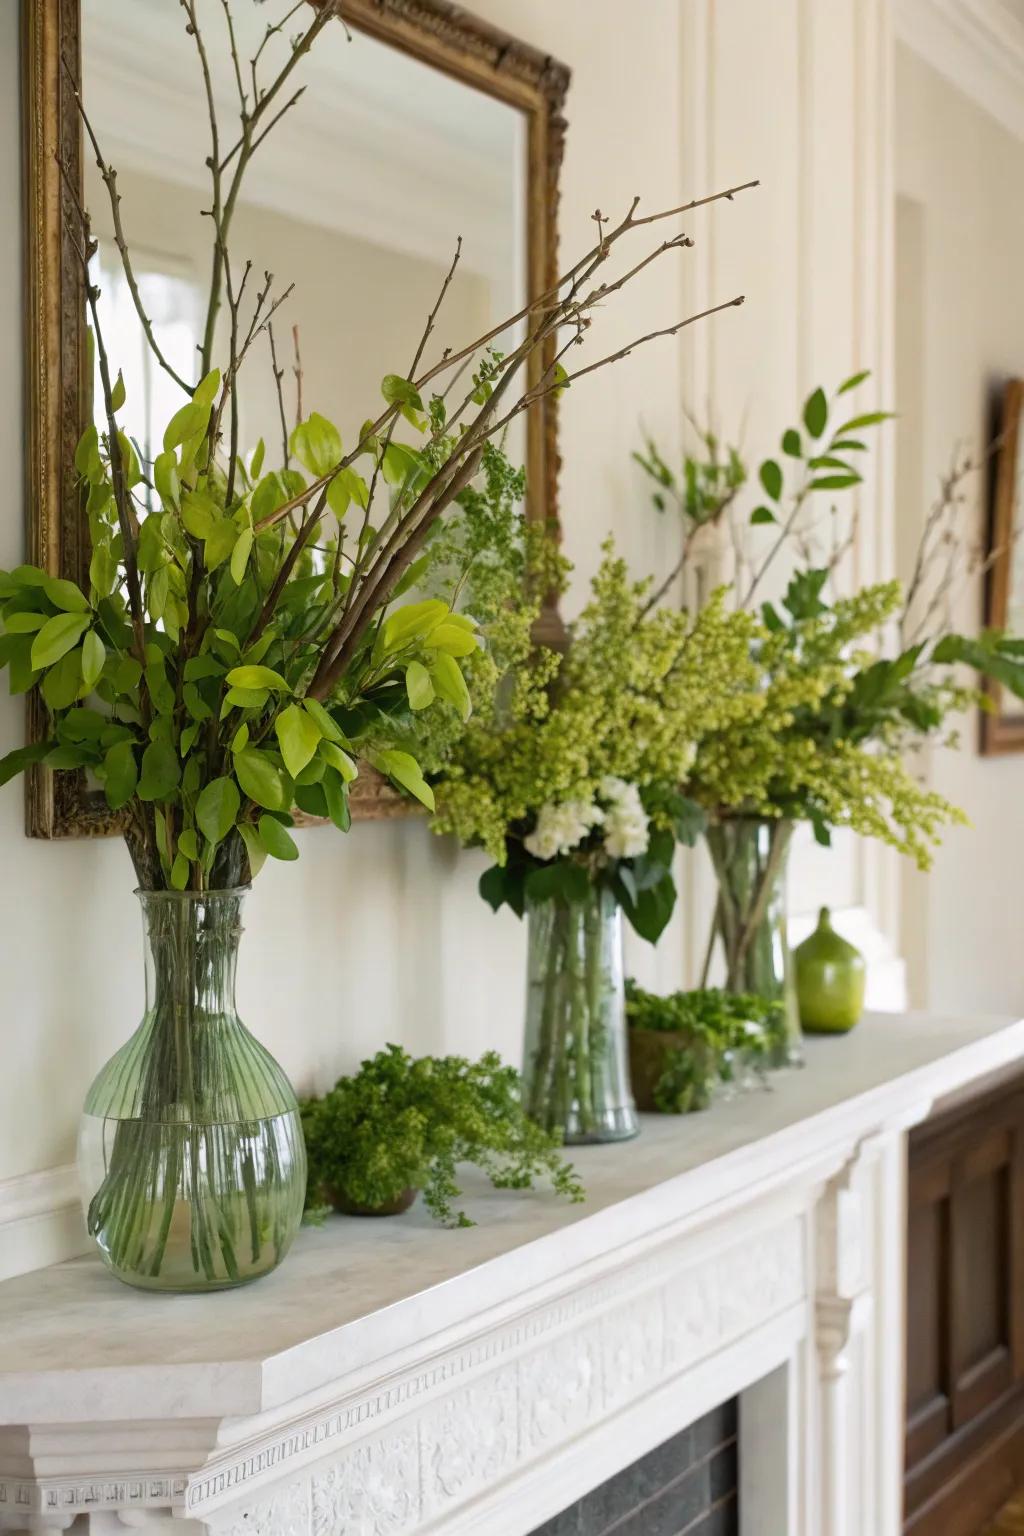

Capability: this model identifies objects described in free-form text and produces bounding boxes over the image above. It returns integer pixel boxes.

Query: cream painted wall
[0,0,903,1271]
[895,43,1024,1014]
[0,0,692,1203]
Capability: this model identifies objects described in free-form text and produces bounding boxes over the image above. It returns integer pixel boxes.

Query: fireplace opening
[527,1399,738,1536]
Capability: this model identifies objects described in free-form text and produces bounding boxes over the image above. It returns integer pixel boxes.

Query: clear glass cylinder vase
[704,818,803,1068]
[77,889,306,1292]
[521,886,639,1143]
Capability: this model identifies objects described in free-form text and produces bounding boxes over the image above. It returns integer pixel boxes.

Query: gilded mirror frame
[21,0,568,835]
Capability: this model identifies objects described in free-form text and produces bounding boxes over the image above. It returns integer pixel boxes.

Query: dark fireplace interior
[528,1399,738,1536]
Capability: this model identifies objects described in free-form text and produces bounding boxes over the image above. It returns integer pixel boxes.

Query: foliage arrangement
[301,1044,584,1228]
[431,545,762,943]
[0,0,757,893]
[625,979,782,1112]
[635,374,1024,869]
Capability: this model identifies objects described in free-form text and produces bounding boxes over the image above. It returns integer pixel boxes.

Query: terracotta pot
[328,1187,419,1218]
[627,1027,717,1112]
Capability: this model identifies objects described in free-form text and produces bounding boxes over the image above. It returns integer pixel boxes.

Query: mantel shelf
[2,1010,1022,1434]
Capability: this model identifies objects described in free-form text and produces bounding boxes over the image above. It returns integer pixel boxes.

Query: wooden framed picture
[982,378,1024,754]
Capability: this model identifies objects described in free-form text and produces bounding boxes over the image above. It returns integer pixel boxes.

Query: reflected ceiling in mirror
[81,0,529,476]
[22,0,568,836]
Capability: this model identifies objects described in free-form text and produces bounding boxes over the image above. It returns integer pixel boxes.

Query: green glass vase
[794,907,866,1034]
[703,817,803,1068]
[522,886,639,1143]
[77,889,306,1292]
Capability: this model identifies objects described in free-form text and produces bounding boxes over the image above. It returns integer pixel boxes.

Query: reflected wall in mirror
[22,0,568,836]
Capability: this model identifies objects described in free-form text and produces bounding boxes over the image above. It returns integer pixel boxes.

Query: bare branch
[62,55,194,397]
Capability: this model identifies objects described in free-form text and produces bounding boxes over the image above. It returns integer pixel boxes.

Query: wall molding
[0,1164,85,1282]
[894,0,1024,142]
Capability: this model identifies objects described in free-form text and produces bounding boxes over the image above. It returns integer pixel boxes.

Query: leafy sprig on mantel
[301,1045,584,1228]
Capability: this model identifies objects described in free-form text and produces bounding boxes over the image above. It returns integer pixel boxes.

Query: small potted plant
[625,981,781,1113]
[301,1045,584,1228]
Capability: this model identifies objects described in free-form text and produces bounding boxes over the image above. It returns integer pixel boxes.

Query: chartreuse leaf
[249,439,266,481]
[177,828,200,861]
[405,660,434,710]
[290,413,342,478]
[430,651,471,721]
[164,399,209,452]
[238,821,267,878]
[230,526,254,585]
[154,450,180,510]
[303,698,345,743]
[327,466,369,520]
[834,411,895,434]
[0,740,52,787]
[319,740,357,782]
[368,748,434,810]
[110,371,126,412]
[43,577,90,613]
[377,599,447,656]
[31,612,90,670]
[225,665,290,691]
[195,776,240,845]
[204,517,239,571]
[81,630,106,690]
[381,374,426,429]
[170,853,189,890]
[258,814,299,861]
[423,621,477,658]
[275,703,321,778]
[41,648,83,709]
[193,369,221,408]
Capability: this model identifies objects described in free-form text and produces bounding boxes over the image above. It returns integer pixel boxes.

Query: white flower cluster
[523,777,650,863]
[599,776,651,860]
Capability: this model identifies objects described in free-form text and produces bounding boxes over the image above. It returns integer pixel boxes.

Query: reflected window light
[92,243,201,510]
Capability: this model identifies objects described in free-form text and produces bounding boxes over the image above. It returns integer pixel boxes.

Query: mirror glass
[81,0,528,484]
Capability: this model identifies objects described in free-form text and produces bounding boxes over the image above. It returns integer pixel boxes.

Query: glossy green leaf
[137,739,181,801]
[369,748,434,810]
[235,749,288,811]
[81,629,105,690]
[422,621,477,658]
[164,400,209,451]
[258,813,299,861]
[321,768,351,831]
[103,739,138,810]
[40,647,83,710]
[31,612,90,670]
[195,776,240,845]
[302,698,345,743]
[192,369,221,408]
[290,412,342,478]
[275,703,321,778]
[318,740,357,782]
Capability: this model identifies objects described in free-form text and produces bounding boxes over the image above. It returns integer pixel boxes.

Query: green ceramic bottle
[794,907,866,1034]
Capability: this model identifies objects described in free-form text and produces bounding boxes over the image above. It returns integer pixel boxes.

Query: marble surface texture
[1,1009,1022,1428]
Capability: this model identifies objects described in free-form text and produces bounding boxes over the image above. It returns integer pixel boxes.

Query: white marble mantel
[2,1011,1023,1536]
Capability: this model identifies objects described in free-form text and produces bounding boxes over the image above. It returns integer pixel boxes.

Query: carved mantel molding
[2,1014,1023,1536]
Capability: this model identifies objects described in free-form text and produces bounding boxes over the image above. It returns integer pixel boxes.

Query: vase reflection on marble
[77,888,306,1292]
[521,886,639,1143]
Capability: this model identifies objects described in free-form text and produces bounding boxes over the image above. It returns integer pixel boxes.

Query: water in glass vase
[522,886,638,1143]
[77,889,306,1292]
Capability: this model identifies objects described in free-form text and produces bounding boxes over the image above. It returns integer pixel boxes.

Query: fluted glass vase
[77,889,306,1292]
[704,817,803,1068]
[522,886,639,1143]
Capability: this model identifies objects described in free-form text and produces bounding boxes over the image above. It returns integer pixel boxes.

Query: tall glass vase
[703,818,803,1068]
[77,889,306,1292]
[522,886,639,1143]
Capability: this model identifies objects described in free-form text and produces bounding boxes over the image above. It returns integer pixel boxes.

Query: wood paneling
[905,1078,1024,1535]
